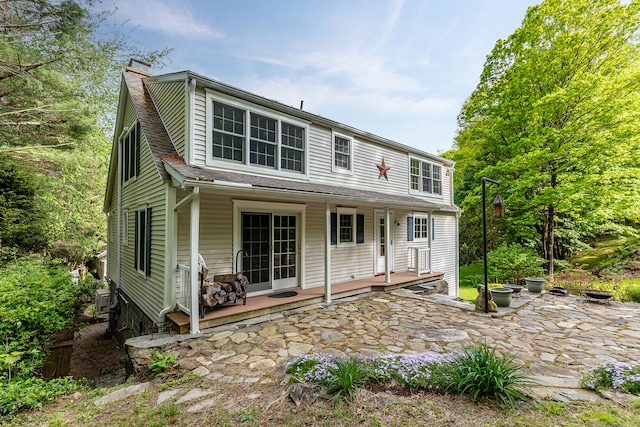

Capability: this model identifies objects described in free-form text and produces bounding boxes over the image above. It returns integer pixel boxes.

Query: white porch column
[189,187,200,335]
[385,207,391,283]
[324,202,332,303]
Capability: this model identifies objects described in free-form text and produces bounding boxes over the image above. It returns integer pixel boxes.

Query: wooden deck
[166,271,445,333]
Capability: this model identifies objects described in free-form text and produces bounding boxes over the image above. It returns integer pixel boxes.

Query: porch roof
[162,156,460,211]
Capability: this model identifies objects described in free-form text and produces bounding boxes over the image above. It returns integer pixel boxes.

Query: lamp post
[482,177,504,313]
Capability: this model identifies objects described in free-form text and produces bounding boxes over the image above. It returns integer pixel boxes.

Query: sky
[99,0,540,155]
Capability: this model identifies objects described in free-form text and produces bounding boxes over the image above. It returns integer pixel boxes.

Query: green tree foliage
[0,0,170,263]
[448,0,640,276]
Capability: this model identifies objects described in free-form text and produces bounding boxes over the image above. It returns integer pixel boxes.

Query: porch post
[189,187,201,335]
[324,202,332,303]
[384,207,391,283]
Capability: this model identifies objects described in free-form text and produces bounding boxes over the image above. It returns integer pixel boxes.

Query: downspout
[185,78,196,166]
[116,127,129,291]
[189,187,201,335]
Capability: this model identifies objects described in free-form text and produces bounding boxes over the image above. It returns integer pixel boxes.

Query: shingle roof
[162,156,450,208]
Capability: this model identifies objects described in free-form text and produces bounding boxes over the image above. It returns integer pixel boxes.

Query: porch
[166,271,445,333]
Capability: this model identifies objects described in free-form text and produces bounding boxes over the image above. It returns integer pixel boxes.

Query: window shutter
[407,216,414,241]
[330,213,337,245]
[356,214,364,244]
[432,217,435,240]
[145,207,152,276]
[135,122,141,177]
[134,210,139,269]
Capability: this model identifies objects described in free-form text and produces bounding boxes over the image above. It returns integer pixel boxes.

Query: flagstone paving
[120,289,640,409]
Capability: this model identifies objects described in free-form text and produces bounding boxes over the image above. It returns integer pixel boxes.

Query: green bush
[324,357,370,401]
[581,361,640,395]
[488,243,545,285]
[0,256,84,383]
[430,343,531,407]
[626,287,640,303]
[148,351,177,375]
[0,376,83,417]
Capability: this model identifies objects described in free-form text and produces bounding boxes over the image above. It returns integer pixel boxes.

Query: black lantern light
[492,192,504,218]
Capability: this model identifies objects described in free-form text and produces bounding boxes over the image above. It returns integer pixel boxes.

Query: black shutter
[145,207,152,276]
[330,213,337,245]
[431,217,435,240]
[135,122,141,177]
[356,214,364,244]
[407,216,414,242]
[134,210,139,269]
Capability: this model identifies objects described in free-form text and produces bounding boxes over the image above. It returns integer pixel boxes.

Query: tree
[450,0,640,279]
[0,0,170,263]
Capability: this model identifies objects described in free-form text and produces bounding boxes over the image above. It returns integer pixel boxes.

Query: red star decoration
[376,158,390,181]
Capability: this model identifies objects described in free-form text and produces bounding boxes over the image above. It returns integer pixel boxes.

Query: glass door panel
[242,213,271,292]
[272,214,298,289]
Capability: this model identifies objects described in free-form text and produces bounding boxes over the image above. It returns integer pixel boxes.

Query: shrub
[0,376,83,417]
[430,343,531,407]
[626,287,640,303]
[581,361,640,395]
[324,357,370,401]
[287,346,530,407]
[148,351,177,375]
[0,256,84,382]
[488,243,545,285]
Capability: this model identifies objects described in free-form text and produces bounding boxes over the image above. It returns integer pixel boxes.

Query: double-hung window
[410,159,442,195]
[209,97,307,174]
[407,213,430,243]
[134,207,152,276]
[122,121,140,183]
[336,207,357,247]
[332,132,353,173]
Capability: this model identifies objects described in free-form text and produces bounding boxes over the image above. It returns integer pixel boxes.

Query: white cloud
[113,0,224,39]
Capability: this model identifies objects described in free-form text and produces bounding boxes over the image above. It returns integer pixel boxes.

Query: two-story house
[104,60,461,339]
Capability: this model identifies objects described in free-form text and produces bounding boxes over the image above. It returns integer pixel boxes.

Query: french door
[241,213,299,293]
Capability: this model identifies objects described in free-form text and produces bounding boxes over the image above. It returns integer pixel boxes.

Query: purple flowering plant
[581,360,640,395]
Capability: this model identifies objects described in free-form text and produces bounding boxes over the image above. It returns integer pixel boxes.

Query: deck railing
[407,246,431,276]
[176,264,191,315]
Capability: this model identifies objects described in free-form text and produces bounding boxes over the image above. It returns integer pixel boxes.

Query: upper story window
[410,159,442,195]
[121,121,140,183]
[332,132,353,173]
[208,95,307,175]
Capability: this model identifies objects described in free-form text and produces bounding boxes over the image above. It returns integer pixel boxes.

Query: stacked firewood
[202,273,249,307]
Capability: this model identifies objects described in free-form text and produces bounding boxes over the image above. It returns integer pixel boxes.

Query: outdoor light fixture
[492,192,504,218]
[482,177,503,313]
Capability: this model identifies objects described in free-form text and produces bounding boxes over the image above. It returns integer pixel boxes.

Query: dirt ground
[69,314,127,384]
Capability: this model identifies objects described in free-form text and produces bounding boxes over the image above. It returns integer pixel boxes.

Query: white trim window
[336,207,357,246]
[332,132,353,173]
[121,121,140,184]
[207,94,308,176]
[410,158,442,195]
[413,214,429,242]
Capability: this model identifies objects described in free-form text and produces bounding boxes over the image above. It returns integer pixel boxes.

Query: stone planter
[490,288,513,307]
[525,277,545,293]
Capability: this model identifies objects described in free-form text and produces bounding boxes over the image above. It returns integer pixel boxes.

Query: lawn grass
[571,235,632,269]
[458,286,477,303]
[459,262,483,287]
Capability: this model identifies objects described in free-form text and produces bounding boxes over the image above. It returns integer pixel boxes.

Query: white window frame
[336,207,357,247]
[205,91,310,179]
[135,206,150,276]
[413,213,430,242]
[409,157,442,196]
[121,121,140,185]
[331,131,353,174]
